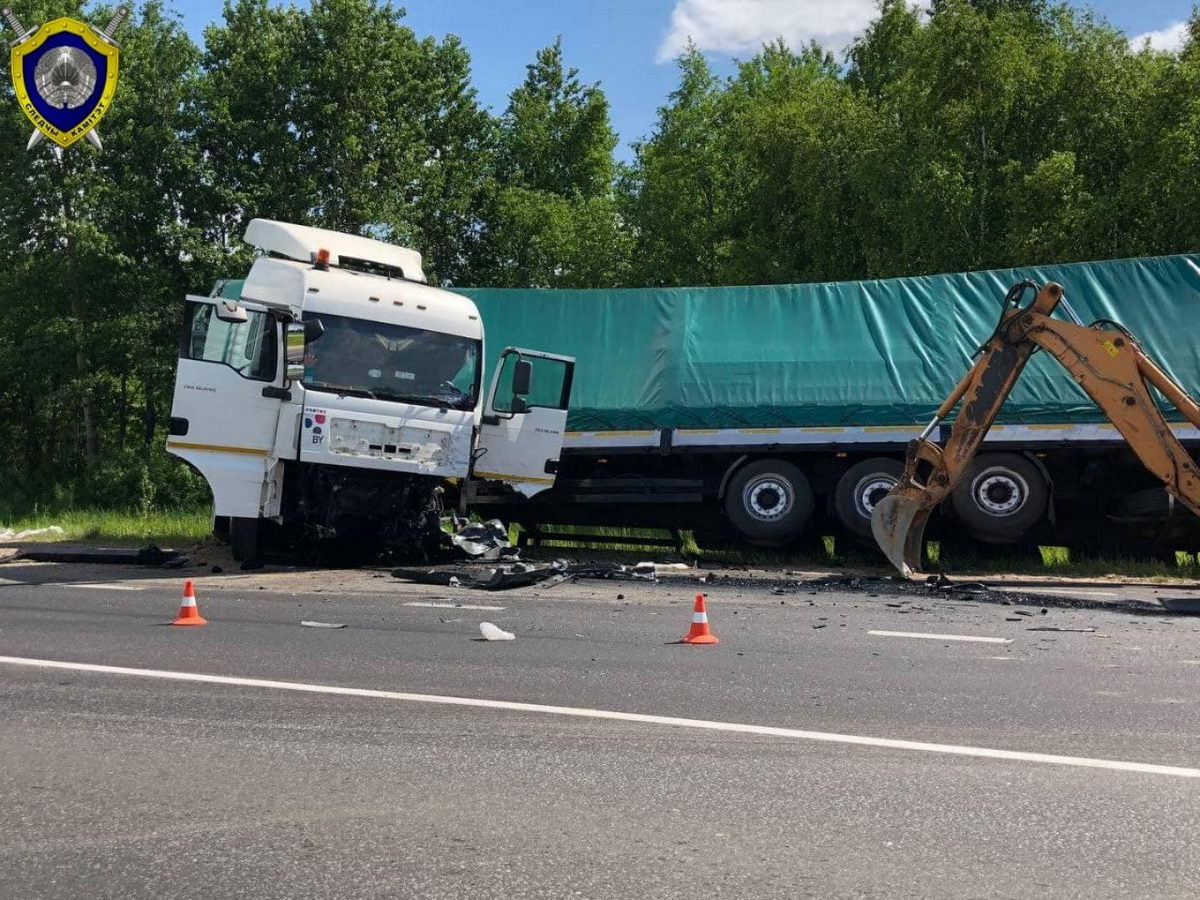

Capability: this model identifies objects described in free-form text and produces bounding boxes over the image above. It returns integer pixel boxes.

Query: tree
[196,0,493,282]
[621,47,732,286]
[469,39,628,287]
[0,1,215,510]
[496,38,616,199]
[722,41,872,283]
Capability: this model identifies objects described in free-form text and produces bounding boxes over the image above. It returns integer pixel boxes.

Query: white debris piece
[0,525,65,540]
[635,561,690,574]
[301,620,346,629]
[479,621,515,641]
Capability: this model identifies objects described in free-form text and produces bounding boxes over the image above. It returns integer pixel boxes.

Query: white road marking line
[869,630,1011,644]
[1027,588,1119,598]
[404,602,506,611]
[1,656,1197,779]
[71,584,144,592]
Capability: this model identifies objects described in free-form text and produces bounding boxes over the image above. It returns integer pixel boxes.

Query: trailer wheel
[724,459,813,547]
[833,457,905,541]
[229,517,260,563]
[950,453,1047,544]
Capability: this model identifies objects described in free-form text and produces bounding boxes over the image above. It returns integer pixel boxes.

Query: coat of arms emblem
[3,6,127,150]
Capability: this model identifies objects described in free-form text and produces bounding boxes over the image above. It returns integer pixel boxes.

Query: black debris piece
[391,558,662,591]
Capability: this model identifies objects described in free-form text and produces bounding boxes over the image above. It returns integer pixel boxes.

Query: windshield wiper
[307,382,378,400]
[375,391,471,411]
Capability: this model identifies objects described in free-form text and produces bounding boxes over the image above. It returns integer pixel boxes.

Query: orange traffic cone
[681,593,718,644]
[171,580,207,626]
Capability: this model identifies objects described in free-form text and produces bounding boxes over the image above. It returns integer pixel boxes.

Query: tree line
[0,0,1197,515]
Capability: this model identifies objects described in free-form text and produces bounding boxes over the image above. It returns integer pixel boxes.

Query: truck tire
[724,459,814,547]
[950,452,1047,544]
[833,457,904,541]
[229,517,260,563]
[1113,487,1174,520]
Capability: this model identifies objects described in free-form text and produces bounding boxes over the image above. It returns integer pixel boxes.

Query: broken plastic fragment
[479,621,515,641]
[301,620,346,629]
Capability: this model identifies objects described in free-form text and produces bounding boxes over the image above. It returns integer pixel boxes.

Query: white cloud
[656,0,929,64]
[1129,21,1188,53]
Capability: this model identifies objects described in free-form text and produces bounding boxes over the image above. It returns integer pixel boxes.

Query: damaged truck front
[166,219,575,561]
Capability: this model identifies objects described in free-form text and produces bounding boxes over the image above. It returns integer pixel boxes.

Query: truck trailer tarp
[219,253,1200,432]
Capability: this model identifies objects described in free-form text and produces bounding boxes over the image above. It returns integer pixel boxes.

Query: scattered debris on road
[301,620,347,629]
[445,517,519,561]
[796,573,1187,616]
[13,544,190,567]
[392,558,660,591]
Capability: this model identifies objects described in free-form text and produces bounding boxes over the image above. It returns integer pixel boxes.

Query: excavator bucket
[870,280,1066,578]
[870,481,934,577]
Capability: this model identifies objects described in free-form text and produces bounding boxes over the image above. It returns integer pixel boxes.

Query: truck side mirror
[304,319,325,343]
[512,358,532,396]
[215,300,248,324]
[285,322,306,382]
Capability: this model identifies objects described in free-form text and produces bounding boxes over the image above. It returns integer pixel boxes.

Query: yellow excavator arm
[871,280,1200,576]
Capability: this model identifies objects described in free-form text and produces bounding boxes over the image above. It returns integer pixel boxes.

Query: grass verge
[0,508,212,546]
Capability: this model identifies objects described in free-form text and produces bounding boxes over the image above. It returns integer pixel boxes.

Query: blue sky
[171,0,1194,158]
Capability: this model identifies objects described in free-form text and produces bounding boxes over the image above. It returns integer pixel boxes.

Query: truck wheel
[229,517,260,563]
[724,459,813,547]
[833,457,904,541]
[950,453,1047,544]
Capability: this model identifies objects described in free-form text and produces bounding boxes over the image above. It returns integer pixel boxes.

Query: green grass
[925,542,1200,581]
[0,507,212,546]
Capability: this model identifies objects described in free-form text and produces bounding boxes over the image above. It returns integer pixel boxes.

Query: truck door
[475,348,575,497]
[166,295,289,519]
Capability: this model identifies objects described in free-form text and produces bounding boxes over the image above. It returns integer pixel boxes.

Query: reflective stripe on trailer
[473,469,557,485]
[560,423,1200,450]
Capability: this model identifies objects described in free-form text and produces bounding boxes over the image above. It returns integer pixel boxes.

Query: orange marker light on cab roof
[314,247,331,271]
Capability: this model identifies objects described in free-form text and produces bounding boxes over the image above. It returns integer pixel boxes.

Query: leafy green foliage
[469,38,629,287]
[629,0,1200,284]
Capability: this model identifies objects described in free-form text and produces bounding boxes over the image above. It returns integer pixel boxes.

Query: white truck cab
[167,219,574,560]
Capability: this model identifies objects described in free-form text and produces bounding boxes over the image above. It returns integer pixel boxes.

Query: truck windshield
[301,312,480,411]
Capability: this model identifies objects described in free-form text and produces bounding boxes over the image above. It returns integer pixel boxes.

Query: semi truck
[167,220,575,561]
[192,223,1200,559]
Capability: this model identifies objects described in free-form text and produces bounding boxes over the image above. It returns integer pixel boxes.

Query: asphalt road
[2,562,1199,898]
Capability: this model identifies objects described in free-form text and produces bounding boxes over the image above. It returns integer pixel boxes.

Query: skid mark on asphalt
[1,655,1198,779]
[869,630,1011,644]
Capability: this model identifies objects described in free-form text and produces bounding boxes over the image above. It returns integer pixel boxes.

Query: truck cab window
[300,312,481,412]
[183,301,278,381]
[493,353,570,413]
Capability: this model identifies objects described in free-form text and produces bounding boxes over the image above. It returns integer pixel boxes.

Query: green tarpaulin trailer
[457,253,1200,433]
